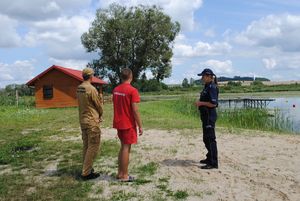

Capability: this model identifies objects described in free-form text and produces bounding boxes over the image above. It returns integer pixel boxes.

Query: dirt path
[99,128,300,201]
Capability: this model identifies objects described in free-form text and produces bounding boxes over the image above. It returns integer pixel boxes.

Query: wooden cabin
[26,65,107,108]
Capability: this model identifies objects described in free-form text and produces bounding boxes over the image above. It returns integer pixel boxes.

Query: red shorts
[117,127,137,144]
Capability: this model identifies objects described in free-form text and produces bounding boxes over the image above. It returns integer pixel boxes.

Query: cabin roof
[26,65,107,86]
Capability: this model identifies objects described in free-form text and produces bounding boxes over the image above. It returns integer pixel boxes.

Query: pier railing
[219,98,275,108]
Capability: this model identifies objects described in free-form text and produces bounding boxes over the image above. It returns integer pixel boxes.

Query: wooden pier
[219,98,275,108]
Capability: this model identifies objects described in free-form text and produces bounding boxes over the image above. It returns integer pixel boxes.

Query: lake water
[219,96,300,134]
[268,97,300,133]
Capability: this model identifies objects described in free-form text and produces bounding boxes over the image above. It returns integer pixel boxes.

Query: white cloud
[179,60,234,82]
[248,0,300,8]
[42,1,61,13]
[180,64,197,79]
[271,74,283,80]
[0,60,35,87]
[229,14,300,75]
[0,14,21,48]
[24,15,94,60]
[164,77,180,85]
[204,28,216,38]
[97,0,203,31]
[234,14,300,52]
[48,58,88,70]
[0,0,92,21]
[171,57,185,66]
[262,58,277,69]
[174,41,232,57]
[145,71,154,79]
[271,53,300,70]
[200,60,234,75]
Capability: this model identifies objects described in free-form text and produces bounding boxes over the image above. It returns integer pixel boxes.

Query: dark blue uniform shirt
[199,82,219,123]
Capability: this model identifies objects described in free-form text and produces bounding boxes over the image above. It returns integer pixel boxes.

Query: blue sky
[1,0,300,87]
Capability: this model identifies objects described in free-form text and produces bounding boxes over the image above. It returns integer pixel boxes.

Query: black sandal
[118,175,135,182]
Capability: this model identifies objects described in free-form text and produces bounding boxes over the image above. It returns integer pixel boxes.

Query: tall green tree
[182,78,189,88]
[81,4,180,86]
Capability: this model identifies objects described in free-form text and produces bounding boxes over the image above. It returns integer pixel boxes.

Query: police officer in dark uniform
[195,68,219,169]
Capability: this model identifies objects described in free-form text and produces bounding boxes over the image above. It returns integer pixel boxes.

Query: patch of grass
[110,190,137,201]
[156,175,189,199]
[158,176,170,183]
[173,190,189,200]
[96,186,104,194]
[156,185,173,196]
[193,192,204,198]
[156,184,168,191]
[133,178,152,185]
[156,177,174,197]
[205,190,214,196]
[0,107,78,134]
[151,192,166,201]
[0,173,94,201]
[0,135,41,167]
[136,162,158,177]
[27,177,94,201]
[56,162,82,178]
[169,148,178,155]
[0,174,27,199]
[139,100,200,129]
[101,140,119,158]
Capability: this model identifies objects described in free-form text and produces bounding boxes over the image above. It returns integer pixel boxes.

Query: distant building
[26,65,107,108]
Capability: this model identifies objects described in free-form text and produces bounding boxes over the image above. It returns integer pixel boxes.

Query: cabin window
[43,85,53,99]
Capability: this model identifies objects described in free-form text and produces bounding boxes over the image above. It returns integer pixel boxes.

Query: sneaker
[81,172,100,180]
[199,159,209,164]
[200,164,218,169]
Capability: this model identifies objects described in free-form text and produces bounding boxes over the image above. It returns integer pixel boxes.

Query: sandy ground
[97,128,300,201]
[1,128,299,201]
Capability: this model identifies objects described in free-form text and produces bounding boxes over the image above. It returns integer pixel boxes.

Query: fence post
[16,89,19,107]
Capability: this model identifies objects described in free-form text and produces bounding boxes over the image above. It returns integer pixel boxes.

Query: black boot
[200,164,218,169]
[199,159,209,164]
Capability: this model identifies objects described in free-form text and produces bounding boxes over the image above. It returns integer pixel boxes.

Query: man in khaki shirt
[77,68,103,180]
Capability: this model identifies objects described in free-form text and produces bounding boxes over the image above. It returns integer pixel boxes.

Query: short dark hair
[83,74,92,81]
[121,68,132,81]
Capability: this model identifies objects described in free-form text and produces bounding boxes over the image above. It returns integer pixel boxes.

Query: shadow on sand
[161,159,200,167]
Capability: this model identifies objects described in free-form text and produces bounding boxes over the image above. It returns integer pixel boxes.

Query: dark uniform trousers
[81,125,101,176]
[201,113,218,167]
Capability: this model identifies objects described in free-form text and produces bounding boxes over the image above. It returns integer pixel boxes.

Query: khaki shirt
[77,81,103,128]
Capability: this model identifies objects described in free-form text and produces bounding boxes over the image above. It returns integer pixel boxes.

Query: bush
[227,81,242,87]
[251,80,264,86]
[134,79,168,92]
[0,92,34,107]
[4,84,34,96]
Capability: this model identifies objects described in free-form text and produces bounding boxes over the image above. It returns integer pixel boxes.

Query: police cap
[197,68,215,76]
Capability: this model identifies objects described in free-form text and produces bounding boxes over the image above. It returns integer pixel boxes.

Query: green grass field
[0,101,199,201]
[0,98,295,200]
